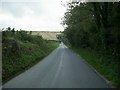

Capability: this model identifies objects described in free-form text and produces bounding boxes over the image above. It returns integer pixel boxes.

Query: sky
[1,0,118,31]
[0,0,67,31]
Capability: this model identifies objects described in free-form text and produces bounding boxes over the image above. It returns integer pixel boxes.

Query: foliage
[2,28,59,83]
[62,2,120,87]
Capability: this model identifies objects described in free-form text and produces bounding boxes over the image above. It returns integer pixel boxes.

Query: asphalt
[3,42,110,88]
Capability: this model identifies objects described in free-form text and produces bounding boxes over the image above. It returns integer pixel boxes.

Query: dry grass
[32,31,61,40]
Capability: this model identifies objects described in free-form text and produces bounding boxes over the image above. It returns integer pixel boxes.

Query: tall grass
[2,29,59,84]
[70,47,119,88]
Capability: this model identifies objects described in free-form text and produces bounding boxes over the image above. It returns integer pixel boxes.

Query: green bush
[2,28,59,83]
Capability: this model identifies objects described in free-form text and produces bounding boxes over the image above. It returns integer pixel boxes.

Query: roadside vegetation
[62,2,120,87]
[2,27,59,83]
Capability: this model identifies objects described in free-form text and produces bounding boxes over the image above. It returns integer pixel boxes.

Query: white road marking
[51,47,63,87]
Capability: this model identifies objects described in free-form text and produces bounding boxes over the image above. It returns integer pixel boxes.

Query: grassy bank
[2,29,59,84]
[70,47,119,88]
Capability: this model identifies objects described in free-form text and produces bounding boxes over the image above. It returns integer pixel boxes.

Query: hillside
[32,31,61,41]
[2,29,59,83]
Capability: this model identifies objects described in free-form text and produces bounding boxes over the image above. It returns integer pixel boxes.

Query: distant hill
[32,31,61,41]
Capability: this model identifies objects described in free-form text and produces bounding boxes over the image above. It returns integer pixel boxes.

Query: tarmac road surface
[3,42,110,88]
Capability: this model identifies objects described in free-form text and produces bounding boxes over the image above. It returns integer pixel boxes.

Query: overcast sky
[0,0,67,31]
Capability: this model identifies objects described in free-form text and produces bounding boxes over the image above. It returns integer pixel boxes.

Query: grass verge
[2,40,59,84]
[70,47,119,88]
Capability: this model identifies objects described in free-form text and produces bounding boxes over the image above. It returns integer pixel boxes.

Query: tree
[62,1,120,60]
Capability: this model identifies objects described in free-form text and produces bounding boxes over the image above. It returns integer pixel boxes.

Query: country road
[3,42,110,88]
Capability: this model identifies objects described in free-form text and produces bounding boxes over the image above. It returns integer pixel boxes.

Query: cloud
[0,0,66,31]
[1,2,44,17]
